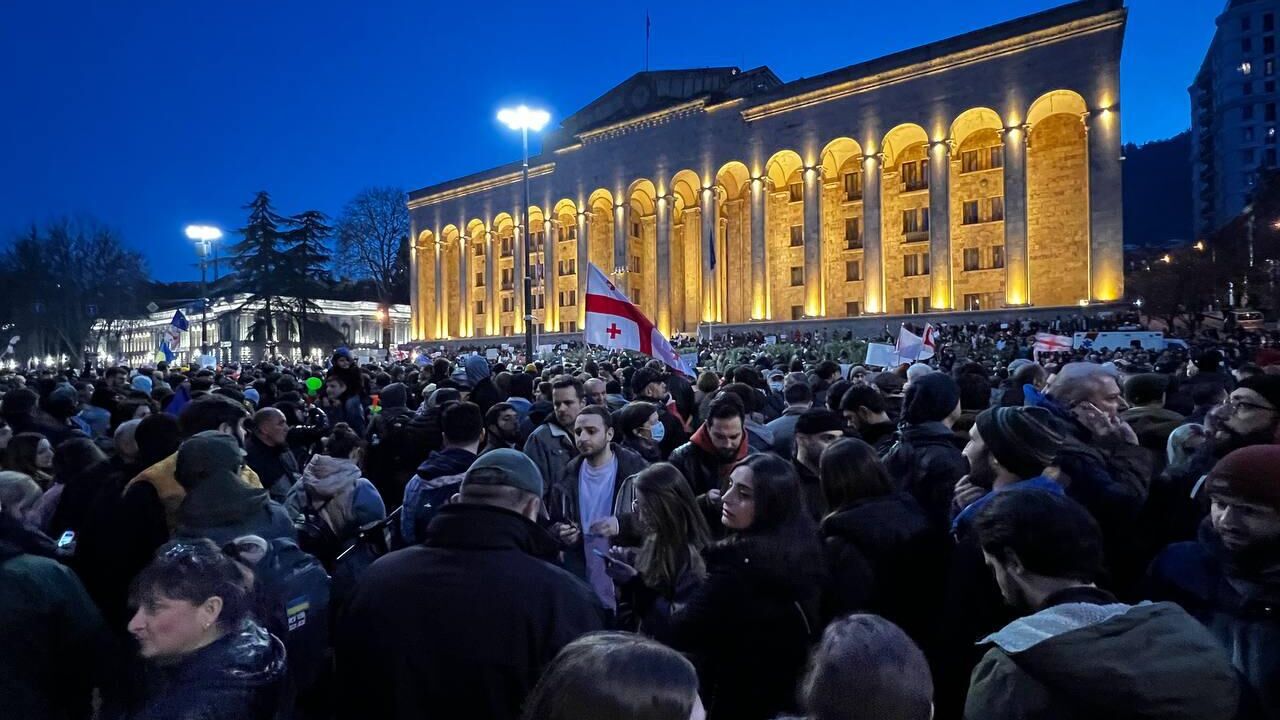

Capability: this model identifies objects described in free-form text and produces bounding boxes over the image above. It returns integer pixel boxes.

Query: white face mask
[649,421,666,443]
[769,381,784,393]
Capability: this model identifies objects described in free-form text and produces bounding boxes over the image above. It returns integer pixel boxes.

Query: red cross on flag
[585,262,693,376]
[1033,332,1074,357]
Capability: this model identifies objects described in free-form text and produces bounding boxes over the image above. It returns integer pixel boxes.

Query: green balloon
[305,377,323,394]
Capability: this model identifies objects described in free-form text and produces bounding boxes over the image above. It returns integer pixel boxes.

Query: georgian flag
[1033,332,1074,357]
[896,323,937,361]
[584,263,693,376]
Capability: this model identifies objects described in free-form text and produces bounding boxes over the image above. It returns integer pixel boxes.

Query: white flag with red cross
[584,263,693,376]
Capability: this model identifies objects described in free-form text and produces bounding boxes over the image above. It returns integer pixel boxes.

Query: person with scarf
[668,394,752,537]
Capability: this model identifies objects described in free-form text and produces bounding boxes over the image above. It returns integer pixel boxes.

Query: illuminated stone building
[408,0,1126,341]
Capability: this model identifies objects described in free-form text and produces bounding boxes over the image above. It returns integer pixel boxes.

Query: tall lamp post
[498,105,551,360]
[186,225,223,356]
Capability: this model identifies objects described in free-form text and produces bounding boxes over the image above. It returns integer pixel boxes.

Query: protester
[462,354,501,414]
[401,401,483,545]
[632,367,688,457]
[285,422,385,558]
[520,632,705,720]
[117,538,286,720]
[172,431,295,546]
[243,407,300,503]
[965,489,1245,720]
[1121,373,1184,474]
[320,372,366,437]
[839,384,897,454]
[765,381,813,460]
[583,377,608,407]
[662,453,823,720]
[337,449,604,720]
[792,614,933,720]
[792,409,846,523]
[613,400,664,462]
[669,394,750,528]
[38,436,110,537]
[481,401,522,454]
[1147,445,1280,718]
[882,372,967,532]
[525,376,584,496]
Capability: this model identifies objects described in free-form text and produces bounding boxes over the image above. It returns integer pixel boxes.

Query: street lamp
[498,104,551,358]
[186,225,223,355]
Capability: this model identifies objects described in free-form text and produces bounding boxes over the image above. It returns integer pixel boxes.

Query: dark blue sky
[1,0,1216,281]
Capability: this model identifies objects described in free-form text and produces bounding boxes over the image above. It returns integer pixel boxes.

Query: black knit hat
[975,406,1064,480]
[901,373,960,425]
[795,408,845,435]
[1238,374,1280,412]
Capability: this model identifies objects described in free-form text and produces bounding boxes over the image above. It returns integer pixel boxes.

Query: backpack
[403,471,467,547]
[294,489,342,566]
[366,412,429,502]
[228,537,332,697]
[331,507,400,615]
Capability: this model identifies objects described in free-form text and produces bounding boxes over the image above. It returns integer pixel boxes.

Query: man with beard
[791,409,846,522]
[1148,444,1280,719]
[1145,375,1280,560]
[669,394,751,533]
[524,376,584,497]
[481,402,521,455]
[965,490,1245,720]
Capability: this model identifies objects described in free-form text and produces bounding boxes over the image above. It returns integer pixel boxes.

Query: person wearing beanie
[905,363,933,387]
[173,431,295,547]
[792,408,847,522]
[871,372,907,423]
[1148,444,1280,718]
[952,406,1066,535]
[883,372,967,533]
[1120,373,1184,475]
[130,374,153,396]
[336,447,603,720]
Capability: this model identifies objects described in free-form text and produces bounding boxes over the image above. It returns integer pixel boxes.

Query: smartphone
[57,530,76,549]
[591,548,620,565]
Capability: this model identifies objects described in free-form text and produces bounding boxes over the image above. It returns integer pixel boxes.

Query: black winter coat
[882,421,969,533]
[662,539,822,720]
[243,435,300,504]
[336,504,604,720]
[114,619,285,720]
[819,493,943,645]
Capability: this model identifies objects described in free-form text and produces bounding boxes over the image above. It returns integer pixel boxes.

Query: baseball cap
[462,448,544,498]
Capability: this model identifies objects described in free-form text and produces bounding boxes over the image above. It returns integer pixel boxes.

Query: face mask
[769,381,784,393]
[649,422,666,443]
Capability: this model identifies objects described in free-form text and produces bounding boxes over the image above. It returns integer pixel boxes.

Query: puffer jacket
[116,619,286,720]
[966,587,1245,720]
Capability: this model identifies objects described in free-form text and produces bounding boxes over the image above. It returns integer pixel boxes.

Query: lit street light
[186,225,223,356]
[1193,240,1205,252]
[498,105,551,359]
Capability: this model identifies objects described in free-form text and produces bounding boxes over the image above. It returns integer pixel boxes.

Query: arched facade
[406,2,1126,341]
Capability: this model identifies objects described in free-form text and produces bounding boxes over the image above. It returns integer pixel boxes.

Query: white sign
[1073,331,1166,351]
[864,343,906,369]
[485,349,499,360]
[679,352,700,375]
[764,335,777,345]
[198,354,217,369]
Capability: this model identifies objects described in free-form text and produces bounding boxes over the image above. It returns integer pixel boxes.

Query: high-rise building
[1192,0,1280,239]
[408,0,1126,341]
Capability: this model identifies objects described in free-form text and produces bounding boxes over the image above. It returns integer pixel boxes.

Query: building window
[502,326,513,336]
[474,301,485,315]
[1246,104,1256,120]
[963,248,981,271]
[631,222,641,238]
[559,258,577,276]
[961,146,1003,174]
[963,293,983,311]
[1244,14,1253,32]
[992,246,1005,268]
[501,268,513,290]
[903,252,930,277]
[568,226,578,241]
[1266,13,1275,31]
[1269,59,1277,76]
[791,305,805,320]
[790,225,804,247]
[845,217,862,249]
[1269,148,1278,166]
[846,301,862,316]
[963,201,980,225]
[901,159,929,191]
[990,196,1005,222]
[1266,35,1275,54]
[629,255,641,273]
[558,290,578,307]
[474,243,484,256]
[961,150,980,173]
[1245,149,1257,164]
[501,237,513,257]
[475,272,484,287]
[560,320,577,333]
[532,293,545,310]
[790,267,804,286]
[843,171,863,201]
[903,297,929,314]
[902,208,930,236]
[846,260,861,281]
[789,182,804,202]
[1246,127,1257,142]
[990,146,1004,169]
[1268,103,1276,121]
[501,297,513,313]
[1246,81,1255,95]
[1244,37,1253,54]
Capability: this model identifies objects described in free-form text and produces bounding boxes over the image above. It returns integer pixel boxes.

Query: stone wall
[1028,113,1090,306]
[883,143,933,313]
[821,170,865,316]
[768,182,806,320]
[950,131,1006,310]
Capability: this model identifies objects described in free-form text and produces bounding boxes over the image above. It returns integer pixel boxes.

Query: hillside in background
[1123,131,1192,248]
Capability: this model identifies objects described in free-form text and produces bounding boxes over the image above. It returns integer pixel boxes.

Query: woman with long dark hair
[662,453,824,720]
[605,463,711,634]
[521,632,704,720]
[818,438,940,644]
[4,432,53,489]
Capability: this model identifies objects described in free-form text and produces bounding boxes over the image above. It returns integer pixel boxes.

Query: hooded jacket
[462,355,500,414]
[1121,405,1185,474]
[173,433,295,547]
[1,511,115,720]
[965,587,1245,720]
[400,446,478,545]
[336,503,604,720]
[1148,523,1280,718]
[119,619,286,720]
[285,454,385,541]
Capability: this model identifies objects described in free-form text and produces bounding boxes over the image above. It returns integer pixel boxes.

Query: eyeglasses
[1226,397,1278,414]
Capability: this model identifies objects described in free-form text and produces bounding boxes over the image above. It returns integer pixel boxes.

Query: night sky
[1,0,1217,281]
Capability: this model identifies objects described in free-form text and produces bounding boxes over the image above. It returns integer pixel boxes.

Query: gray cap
[462,449,543,498]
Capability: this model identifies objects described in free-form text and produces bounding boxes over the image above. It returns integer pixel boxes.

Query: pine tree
[280,209,333,350]
[230,192,290,347]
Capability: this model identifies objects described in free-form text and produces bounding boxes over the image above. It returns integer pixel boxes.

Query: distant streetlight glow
[498,105,551,132]
[1193,240,1205,252]
[1160,253,1172,264]
[185,225,223,242]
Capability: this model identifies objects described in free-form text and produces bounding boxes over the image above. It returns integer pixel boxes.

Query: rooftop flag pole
[645,11,651,71]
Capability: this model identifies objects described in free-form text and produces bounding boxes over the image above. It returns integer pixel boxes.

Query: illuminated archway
[669,170,702,331]
[627,179,658,318]
[764,150,805,321]
[949,108,1007,312]
[1027,90,1089,307]
[492,213,516,336]
[820,138,866,317]
[587,189,615,281]
[715,161,751,324]
[881,124,931,315]
[525,205,547,335]
[553,199,579,333]
[415,230,436,339]
[462,219,486,336]
[440,225,461,338]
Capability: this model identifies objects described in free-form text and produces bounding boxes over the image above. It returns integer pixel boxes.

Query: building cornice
[574,99,706,144]
[741,9,1126,122]
[407,163,557,209]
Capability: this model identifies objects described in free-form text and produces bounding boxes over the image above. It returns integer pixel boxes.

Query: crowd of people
[1,323,1278,720]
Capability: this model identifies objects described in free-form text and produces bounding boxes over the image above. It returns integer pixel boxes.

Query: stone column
[408,234,420,339]
[577,211,590,328]
[863,154,885,314]
[433,242,443,339]
[485,230,497,336]
[544,218,556,332]
[1002,125,1030,306]
[614,202,630,297]
[928,139,953,310]
[656,194,673,336]
[749,177,768,320]
[458,236,471,337]
[699,188,718,323]
[1086,109,1124,301]
[513,222,525,336]
[802,167,824,316]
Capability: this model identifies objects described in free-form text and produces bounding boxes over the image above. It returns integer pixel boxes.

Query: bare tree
[333,186,410,304]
